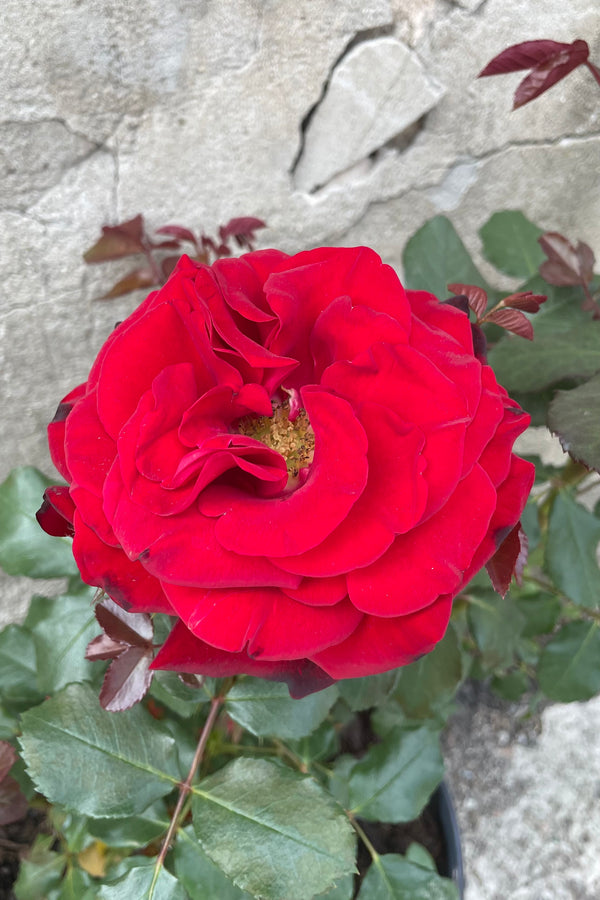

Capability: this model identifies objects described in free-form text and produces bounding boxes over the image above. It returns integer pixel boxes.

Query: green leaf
[172,826,252,899]
[150,670,210,717]
[14,835,65,900]
[402,216,488,296]
[479,211,545,278]
[25,590,99,694]
[467,592,525,669]
[287,719,339,767]
[394,625,463,721]
[545,494,600,608]
[0,703,18,740]
[0,467,78,578]
[87,801,170,848]
[338,672,398,712]
[490,670,530,701]
[316,873,355,899]
[19,683,180,817]
[515,591,560,638]
[537,622,600,702]
[0,625,45,709]
[50,808,91,853]
[488,323,600,393]
[548,374,600,473]
[98,862,187,900]
[191,757,356,900]
[335,727,443,823]
[404,844,436,871]
[524,278,592,335]
[226,678,338,739]
[520,501,541,551]
[53,864,95,900]
[356,853,459,899]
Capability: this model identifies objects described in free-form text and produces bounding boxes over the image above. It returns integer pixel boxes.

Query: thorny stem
[148,692,226,897]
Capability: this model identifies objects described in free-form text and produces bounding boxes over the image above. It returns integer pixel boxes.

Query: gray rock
[293,37,445,192]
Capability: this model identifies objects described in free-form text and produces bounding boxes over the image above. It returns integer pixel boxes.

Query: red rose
[38,247,533,696]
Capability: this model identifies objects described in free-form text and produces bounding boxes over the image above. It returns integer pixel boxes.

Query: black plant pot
[355,780,465,898]
[431,780,465,897]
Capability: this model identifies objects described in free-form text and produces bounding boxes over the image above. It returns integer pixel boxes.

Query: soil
[0,808,47,900]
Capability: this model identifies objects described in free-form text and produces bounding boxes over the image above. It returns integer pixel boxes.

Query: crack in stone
[328,130,600,243]
[289,24,395,178]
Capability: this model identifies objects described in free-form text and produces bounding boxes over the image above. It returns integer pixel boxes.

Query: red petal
[151,621,335,698]
[47,383,87,480]
[310,296,407,380]
[200,388,368,557]
[36,486,75,537]
[163,583,362,660]
[460,366,505,477]
[407,290,474,354]
[478,403,530,486]
[266,247,410,389]
[95,300,215,439]
[72,512,172,613]
[102,460,302,590]
[65,389,116,497]
[311,594,453,679]
[347,464,496,616]
[461,455,534,585]
[281,575,348,607]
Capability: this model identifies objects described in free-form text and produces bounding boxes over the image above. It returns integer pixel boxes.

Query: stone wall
[1,0,599,483]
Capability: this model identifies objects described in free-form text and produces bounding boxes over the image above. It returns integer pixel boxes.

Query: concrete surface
[444,684,600,900]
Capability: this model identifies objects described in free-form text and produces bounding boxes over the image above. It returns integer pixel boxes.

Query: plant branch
[347,811,380,863]
[149,693,225,896]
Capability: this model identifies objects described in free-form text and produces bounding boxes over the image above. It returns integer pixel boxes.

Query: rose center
[237,399,315,478]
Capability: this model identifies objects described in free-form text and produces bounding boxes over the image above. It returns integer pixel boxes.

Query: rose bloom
[38,248,533,696]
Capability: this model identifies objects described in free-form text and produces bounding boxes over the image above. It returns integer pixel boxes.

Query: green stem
[347,811,380,863]
[148,694,225,897]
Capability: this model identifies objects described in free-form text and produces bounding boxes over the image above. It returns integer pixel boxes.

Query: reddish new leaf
[514,41,589,109]
[149,239,182,251]
[486,307,534,340]
[86,632,128,662]
[0,742,17,783]
[84,215,146,263]
[539,232,595,286]
[479,40,579,76]
[95,598,153,649]
[486,522,529,597]
[99,645,154,712]
[447,282,488,319]
[501,291,547,313]
[155,224,198,247]
[0,777,28,826]
[161,255,181,281]
[219,217,266,241]
[99,267,157,300]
